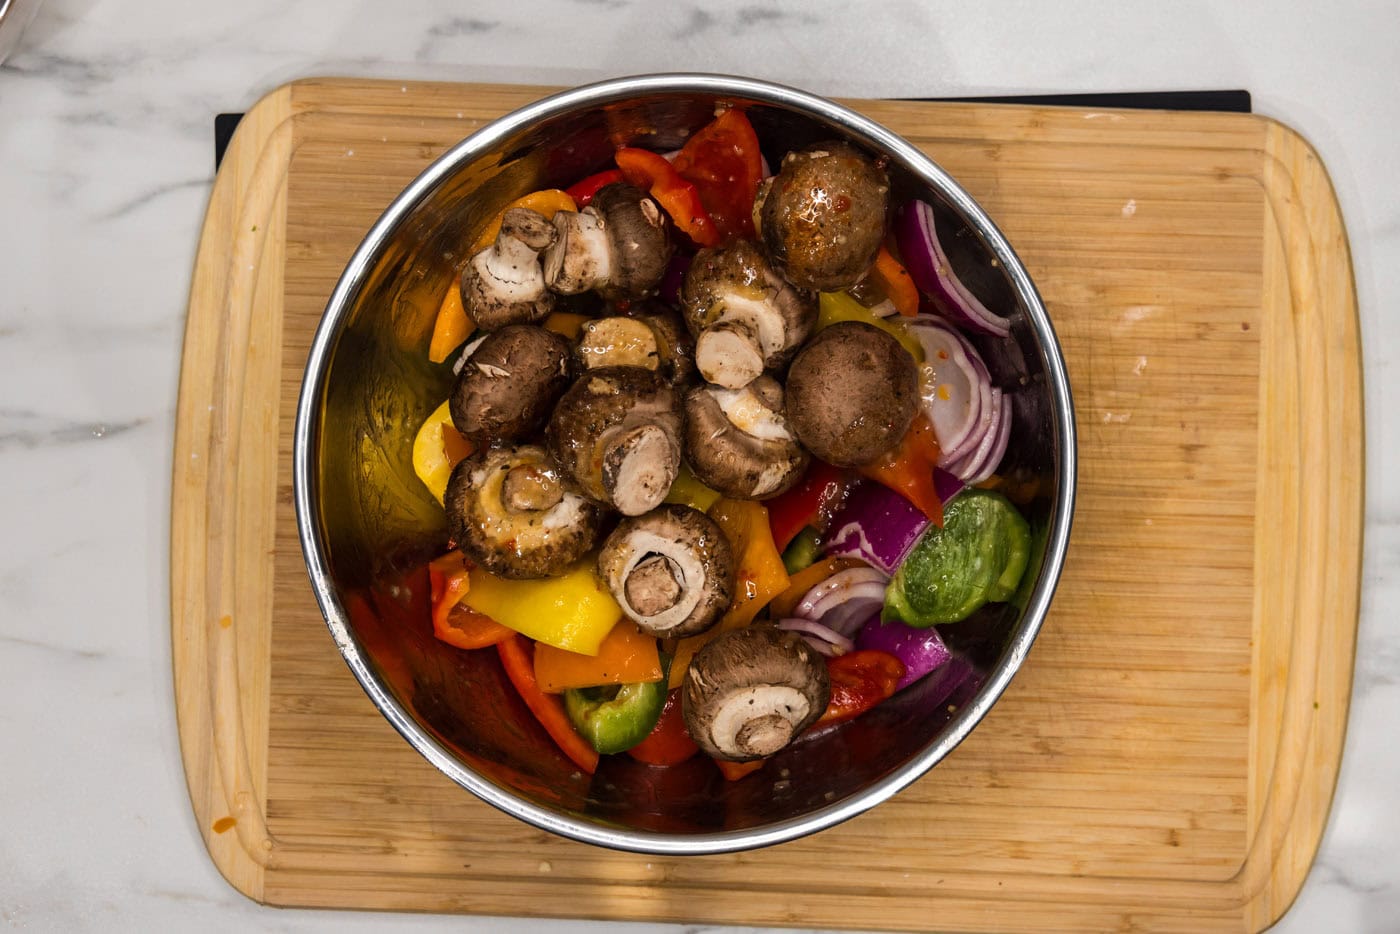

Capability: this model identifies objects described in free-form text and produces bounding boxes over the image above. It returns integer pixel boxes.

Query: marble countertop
[2,0,1395,930]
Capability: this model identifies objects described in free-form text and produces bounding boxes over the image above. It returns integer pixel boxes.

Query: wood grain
[170,79,1362,932]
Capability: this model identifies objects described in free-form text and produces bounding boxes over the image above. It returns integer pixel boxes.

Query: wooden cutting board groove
[170,78,1362,933]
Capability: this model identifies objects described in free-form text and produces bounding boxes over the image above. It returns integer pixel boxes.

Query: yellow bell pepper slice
[663,463,722,513]
[411,399,474,504]
[668,498,791,689]
[533,622,662,693]
[463,561,622,656]
[470,188,578,253]
[542,311,591,341]
[817,291,924,362]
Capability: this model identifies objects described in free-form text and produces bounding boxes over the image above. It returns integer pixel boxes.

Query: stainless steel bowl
[294,73,1075,854]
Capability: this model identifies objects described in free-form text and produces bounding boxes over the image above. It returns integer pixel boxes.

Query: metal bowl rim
[292,71,1077,855]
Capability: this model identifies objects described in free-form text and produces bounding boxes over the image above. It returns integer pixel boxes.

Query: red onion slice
[777,617,854,656]
[966,392,1013,484]
[896,200,1012,338]
[793,567,888,619]
[945,387,1003,481]
[908,320,982,458]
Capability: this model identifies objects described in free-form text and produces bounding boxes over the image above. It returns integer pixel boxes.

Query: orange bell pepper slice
[533,622,662,693]
[667,498,790,689]
[872,245,920,318]
[714,758,765,781]
[427,279,474,364]
[497,634,599,774]
[858,415,945,526]
[615,147,722,248]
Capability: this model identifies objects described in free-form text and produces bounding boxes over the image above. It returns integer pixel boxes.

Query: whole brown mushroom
[785,321,920,467]
[542,183,673,301]
[757,141,890,292]
[444,444,605,579]
[682,626,831,761]
[448,324,573,443]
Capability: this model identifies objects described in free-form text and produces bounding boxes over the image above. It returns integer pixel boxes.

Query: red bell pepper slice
[565,168,624,208]
[672,108,763,243]
[818,650,905,726]
[765,460,850,552]
[427,552,514,650]
[496,634,599,774]
[627,688,700,766]
[857,415,945,526]
[615,147,722,247]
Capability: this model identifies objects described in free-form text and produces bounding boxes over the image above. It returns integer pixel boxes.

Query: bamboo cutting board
[171,78,1362,933]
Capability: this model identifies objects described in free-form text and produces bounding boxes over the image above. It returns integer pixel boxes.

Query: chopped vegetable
[627,685,700,765]
[411,399,474,504]
[776,616,854,657]
[671,108,763,243]
[463,561,622,655]
[871,245,920,317]
[792,565,888,639]
[428,278,474,364]
[883,489,1031,626]
[781,526,823,575]
[533,622,662,693]
[615,147,722,247]
[715,758,765,781]
[565,168,624,207]
[564,676,668,755]
[542,311,591,341]
[817,650,905,725]
[497,634,599,774]
[764,459,849,552]
[769,556,866,621]
[857,415,945,525]
[907,316,988,464]
[823,480,930,575]
[470,188,578,253]
[854,615,952,690]
[428,552,514,650]
[663,462,723,513]
[816,290,924,361]
[896,199,1011,337]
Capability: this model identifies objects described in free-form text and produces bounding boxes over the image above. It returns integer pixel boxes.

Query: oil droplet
[212,816,236,833]
[219,615,233,629]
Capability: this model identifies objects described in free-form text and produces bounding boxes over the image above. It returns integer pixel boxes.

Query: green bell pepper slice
[564,677,668,755]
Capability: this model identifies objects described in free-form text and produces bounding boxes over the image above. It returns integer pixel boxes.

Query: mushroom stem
[601,424,681,517]
[694,319,765,389]
[623,554,684,616]
[502,464,564,513]
[462,208,557,329]
[544,210,612,294]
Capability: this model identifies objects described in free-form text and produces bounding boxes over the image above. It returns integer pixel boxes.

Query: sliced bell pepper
[463,561,622,656]
[534,622,662,693]
[427,277,474,364]
[768,555,866,621]
[817,650,905,726]
[714,758,765,781]
[627,687,699,766]
[781,526,823,575]
[857,414,945,526]
[497,634,599,774]
[667,498,790,689]
[764,459,850,552]
[564,677,668,755]
[469,188,577,253]
[817,290,924,361]
[615,147,722,248]
[542,310,591,341]
[663,463,722,513]
[565,168,624,208]
[412,399,475,504]
[428,552,514,650]
[672,107,763,243]
[872,245,920,318]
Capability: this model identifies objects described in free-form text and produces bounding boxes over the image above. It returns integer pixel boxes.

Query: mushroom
[449,324,573,442]
[679,239,817,389]
[597,504,735,638]
[757,141,890,292]
[444,444,605,579]
[460,207,557,330]
[575,304,696,385]
[682,626,831,761]
[547,366,684,516]
[785,321,920,467]
[543,183,673,301]
[683,375,808,499]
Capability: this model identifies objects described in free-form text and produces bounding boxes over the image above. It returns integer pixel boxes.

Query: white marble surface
[1,0,1396,930]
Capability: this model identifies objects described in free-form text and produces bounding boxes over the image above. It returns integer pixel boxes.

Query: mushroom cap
[680,239,816,382]
[758,141,890,292]
[449,325,573,442]
[444,444,605,579]
[682,626,831,761]
[461,208,557,330]
[597,504,735,638]
[683,376,809,499]
[546,366,684,515]
[785,321,920,467]
[591,183,673,301]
